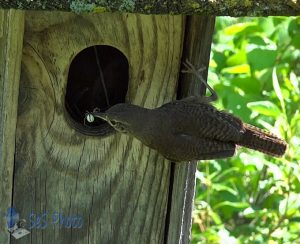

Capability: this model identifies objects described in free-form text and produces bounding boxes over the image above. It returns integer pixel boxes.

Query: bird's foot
[182,59,218,102]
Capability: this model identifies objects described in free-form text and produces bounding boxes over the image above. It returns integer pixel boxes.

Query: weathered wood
[166,16,215,244]
[12,11,185,243]
[0,9,24,244]
[1,0,300,16]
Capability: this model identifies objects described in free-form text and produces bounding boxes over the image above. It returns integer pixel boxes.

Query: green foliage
[192,16,300,244]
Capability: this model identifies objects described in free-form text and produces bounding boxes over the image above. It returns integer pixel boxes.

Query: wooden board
[0,9,24,244]
[12,11,184,243]
[166,16,216,244]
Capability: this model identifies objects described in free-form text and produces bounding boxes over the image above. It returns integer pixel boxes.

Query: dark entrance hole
[65,45,129,135]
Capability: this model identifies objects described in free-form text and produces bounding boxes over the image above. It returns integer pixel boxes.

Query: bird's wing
[162,133,236,161]
[160,101,244,142]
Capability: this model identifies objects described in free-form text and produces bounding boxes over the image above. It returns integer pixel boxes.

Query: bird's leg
[182,59,218,102]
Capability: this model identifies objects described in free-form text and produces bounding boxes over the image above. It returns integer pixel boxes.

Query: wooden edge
[0,9,25,244]
[0,1,300,16]
[165,15,215,244]
[0,11,3,38]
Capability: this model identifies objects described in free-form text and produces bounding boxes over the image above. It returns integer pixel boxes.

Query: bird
[85,61,287,162]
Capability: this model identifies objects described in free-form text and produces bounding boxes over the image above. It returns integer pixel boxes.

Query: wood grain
[12,11,185,243]
[0,9,24,244]
[0,11,3,38]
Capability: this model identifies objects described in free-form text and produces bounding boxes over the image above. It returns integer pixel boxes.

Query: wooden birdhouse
[0,8,217,243]
[0,1,298,243]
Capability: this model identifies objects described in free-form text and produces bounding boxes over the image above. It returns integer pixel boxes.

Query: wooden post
[11,11,185,243]
[166,16,215,243]
[0,9,24,244]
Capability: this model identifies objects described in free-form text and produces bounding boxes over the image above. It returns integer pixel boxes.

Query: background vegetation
[192,17,300,243]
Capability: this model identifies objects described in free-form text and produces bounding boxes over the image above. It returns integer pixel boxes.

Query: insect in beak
[84,110,108,125]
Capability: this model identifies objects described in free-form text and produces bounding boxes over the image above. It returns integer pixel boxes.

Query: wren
[86,61,287,162]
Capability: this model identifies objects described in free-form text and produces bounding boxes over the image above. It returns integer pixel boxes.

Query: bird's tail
[238,123,287,157]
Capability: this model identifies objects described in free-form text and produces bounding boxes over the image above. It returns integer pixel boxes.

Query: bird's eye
[110,120,117,126]
[119,125,126,131]
[117,125,127,133]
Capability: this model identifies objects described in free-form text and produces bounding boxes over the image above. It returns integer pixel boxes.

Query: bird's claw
[182,59,206,75]
[181,59,218,102]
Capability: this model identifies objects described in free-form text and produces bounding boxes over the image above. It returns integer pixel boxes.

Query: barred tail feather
[238,124,287,157]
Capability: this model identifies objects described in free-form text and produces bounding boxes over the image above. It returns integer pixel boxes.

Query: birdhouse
[1,0,297,242]
[0,8,215,244]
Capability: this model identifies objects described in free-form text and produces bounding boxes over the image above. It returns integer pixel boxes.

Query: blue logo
[5,207,19,229]
[3,207,84,239]
[4,207,30,239]
[28,210,84,229]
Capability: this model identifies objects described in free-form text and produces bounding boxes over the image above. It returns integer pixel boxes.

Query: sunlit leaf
[259,18,275,35]
[217,229,239,244]
[243,207,268,218]
[291,110,300,132]
[214,201,250,210]
[239,152,268,171]
[212,184,238,196]
[209,209,222,225]
[222,64,250,74]
[264,162,283,180]
[256,119,274,132]
[279,193,300,216]
[193,16,300,244]
[224,22,257,35]
[247,101,281,117]
[272,67,286,114]
[289,71,300,95]
[209,59,218,68]
[226,50,247,66]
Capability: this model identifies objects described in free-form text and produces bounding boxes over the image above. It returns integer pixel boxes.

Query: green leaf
[212,184,238,196]
[279,193,300,216]
[224,22,262,36]
[247,48,277,71]
[259,18,275,35]
[288,17,300,37]
[289,71,300,95]
[272,67,286,114]
[222,64,250,74]
[224,22,257,35]
[214,201,249,210]
[248,35,268,46]
[291,32,300,49]
[247,101,281,117]
[209,209,222,225]
[212,167,240,182]
[231,77,261,94]
[291,110,300,131]
[226,50,247,66]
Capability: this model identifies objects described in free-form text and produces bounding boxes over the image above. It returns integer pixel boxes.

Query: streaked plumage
[91,98,287,162]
